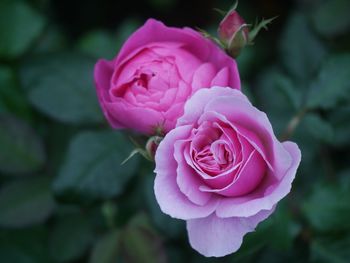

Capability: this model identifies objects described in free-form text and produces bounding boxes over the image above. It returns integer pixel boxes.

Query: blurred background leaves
[0,0,349,262]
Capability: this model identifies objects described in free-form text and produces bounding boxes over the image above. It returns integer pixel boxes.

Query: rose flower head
[94,19,240,135]
[154,87,301,257]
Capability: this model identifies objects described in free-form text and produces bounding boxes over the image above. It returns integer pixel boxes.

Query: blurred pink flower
[94,19,240,135]
[154,87,301,257]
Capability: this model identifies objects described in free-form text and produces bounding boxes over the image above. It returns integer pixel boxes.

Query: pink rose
[94,19,240,135]
[154,87,301,257]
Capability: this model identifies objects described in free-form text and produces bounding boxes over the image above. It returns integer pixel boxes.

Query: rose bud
[217,2,276,58]
[218,7,249,58]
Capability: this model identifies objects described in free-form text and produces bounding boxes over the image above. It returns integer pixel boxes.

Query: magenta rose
[94,19,240,135]
[154,87,301,257]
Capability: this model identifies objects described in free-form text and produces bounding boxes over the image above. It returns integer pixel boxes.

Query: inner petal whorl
[190,124,236,177]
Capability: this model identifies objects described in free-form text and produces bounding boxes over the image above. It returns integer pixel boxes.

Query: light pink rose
[94,19,240,135]
[154,87,301,257]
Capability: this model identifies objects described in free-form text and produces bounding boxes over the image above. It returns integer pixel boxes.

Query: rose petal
[184,145,240,189]
[203,94,292,177]
[200,150,266,197]
[210,67,230,87]
[191,63,216,93]
[105,100,163,134]
[197,110,275,173]
[115,19,209,74]
[174,140,213,206]
[187,208,274,257]
[177,87,248,127]
[174,80,191,102]
[154,125,218,220]
[163,102,184,132]
[94,59,123,128]
[216,141,301,217]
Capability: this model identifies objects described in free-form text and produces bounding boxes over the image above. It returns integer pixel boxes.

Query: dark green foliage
[20,53,104,124]
[0,0,349,262]
[0,115,45,174]
[53,131,139,203]
[49,213,95,262]
[0,177,54,228]
[0,0,45,59]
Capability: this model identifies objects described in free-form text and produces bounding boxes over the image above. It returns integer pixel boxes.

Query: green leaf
[307,54,350,110]
[142,175,185,239]
[311,0,350,37]
[78,30,117,59]
[303,113,334,143]
[0,114,45,174]
[279,13,327,84]
[0,177,54,228]
[120,213,167,263]
[273,73,301,111]
[311,236,350,263]
[0,226,49,263]
[240,203,300,253]
[20,53,103,124]
[255,68,297,134]
[53,131,139,203]
[329,105,350,146]
[34,26,67,53]
[0,0,45,58]
[302,181,350,232]
[0,66,32,120]
[89,230,120,263]
[49,213,94,263]
[262,205,300,250]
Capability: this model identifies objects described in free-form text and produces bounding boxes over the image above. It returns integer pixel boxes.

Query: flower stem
[280,108,308,141]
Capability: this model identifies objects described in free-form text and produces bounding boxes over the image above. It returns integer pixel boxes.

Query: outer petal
[113,19,240,86]
[154,125,218,220]
[163,102,184,133]
[216,141,301,218]
[182,27,241,90]
[105,101,163,134]
[115,19,210,69]
[186,208,274,257]
[177,87,248,127]
[94,59,123,128]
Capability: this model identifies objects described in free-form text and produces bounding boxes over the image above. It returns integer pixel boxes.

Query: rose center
[193,140,233,176]
[132,72,155,90]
